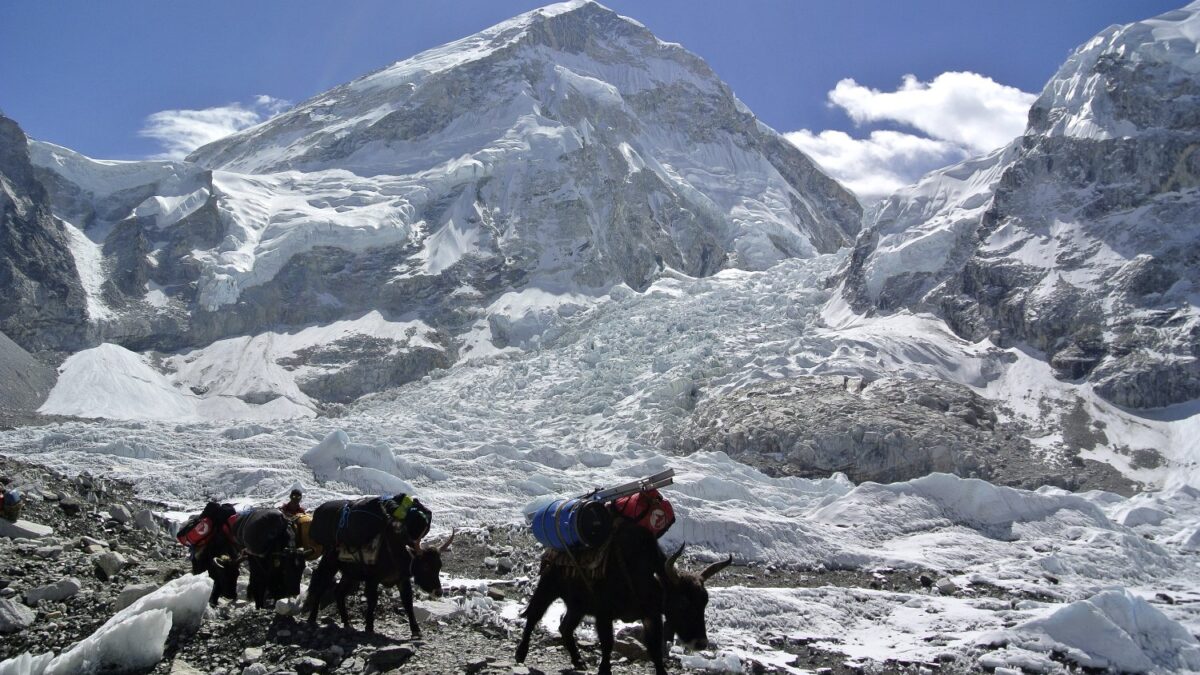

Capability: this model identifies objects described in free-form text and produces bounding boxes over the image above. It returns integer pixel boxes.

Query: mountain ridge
[835,2,1200,410]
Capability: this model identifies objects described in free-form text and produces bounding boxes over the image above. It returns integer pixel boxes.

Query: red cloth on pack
[612,489,675,538]
[177,516,214,547]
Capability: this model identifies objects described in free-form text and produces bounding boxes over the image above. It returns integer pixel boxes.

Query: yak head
[661,544,732,651]
[194,540,239,602]
[402,528,456,596]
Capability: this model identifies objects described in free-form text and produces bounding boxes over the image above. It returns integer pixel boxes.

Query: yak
[229,507,308,609]
[181,502,240,606]
[303,497,452,636]
[515,524,732,675]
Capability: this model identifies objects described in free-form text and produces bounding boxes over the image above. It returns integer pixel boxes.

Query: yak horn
[700,555,734,581]
[664,543,685,580]
[439,528,457,552]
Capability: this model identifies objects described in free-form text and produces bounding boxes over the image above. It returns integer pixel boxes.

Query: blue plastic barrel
[530,498,613,551]
[530,499,585,550]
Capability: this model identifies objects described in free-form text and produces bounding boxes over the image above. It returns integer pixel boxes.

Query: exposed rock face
[671,375,1132,491]
[0,115,88,355]
[836,5,1200,409]
[0,330,55,412]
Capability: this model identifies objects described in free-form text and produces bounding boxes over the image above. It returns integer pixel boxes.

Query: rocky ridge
[0,116,89,360]
[835,3,1200,410]
[0,331,55,415]
[668,375,1135,493]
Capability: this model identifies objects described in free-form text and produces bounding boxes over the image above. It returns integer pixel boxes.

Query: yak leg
[206,564,223,607]
[515,579,559,663]
[399,576,421,638]
[335,568,360,630]
[247,559,266,609]
[643,612,668,675]
[305,554,338,625]
[558,604,587,671]
[364,578,379,635]
[595,614,615,675]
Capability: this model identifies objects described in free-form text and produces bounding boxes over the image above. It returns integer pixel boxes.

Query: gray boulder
[108,504,132,524]
[133,508,159,533]
[0,597,35,633]
[24,577,81,605]
[0,518,52,539]
[91,550,127,581]
[114,582,158,611]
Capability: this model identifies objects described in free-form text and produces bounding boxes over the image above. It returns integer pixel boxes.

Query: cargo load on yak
[529,468,675,552]
[294,512,322,560]
[176,501,236,548]
[309,493,432,562]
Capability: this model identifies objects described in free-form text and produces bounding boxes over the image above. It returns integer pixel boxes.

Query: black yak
[303,496,451,636]
[229,507,307,609]
[515,525,732,675]
[179,502,240,606]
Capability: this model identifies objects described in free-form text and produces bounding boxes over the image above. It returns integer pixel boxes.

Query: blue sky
[0,1,1181,200]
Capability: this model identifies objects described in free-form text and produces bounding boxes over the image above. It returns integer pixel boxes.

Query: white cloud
[139,95,292,160]
[786,129,969,203]
[787,71,1035,203]
[829,72,1036,154]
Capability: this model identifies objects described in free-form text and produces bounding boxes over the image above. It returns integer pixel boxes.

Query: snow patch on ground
[994,589,1200,673]
[0,574,212,675]
[39,344,195,420]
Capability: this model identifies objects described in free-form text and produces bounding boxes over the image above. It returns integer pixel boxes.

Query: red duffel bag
[612,488,675,538]
[177,515,214,547]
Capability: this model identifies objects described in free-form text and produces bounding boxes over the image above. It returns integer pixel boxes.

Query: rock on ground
[0,598,35,633]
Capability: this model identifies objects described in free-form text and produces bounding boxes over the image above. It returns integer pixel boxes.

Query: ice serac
[187,0,860,298]
[837,3,1200,409]
[0,115,89,356]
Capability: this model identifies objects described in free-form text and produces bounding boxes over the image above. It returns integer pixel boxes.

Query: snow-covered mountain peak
[170,0,860,304]
[345,0,669,91]
[186,0,717,175]
[1028,1,1200,140]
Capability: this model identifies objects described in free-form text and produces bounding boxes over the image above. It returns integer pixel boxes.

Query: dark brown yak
[516,525,732,675]
[303,498,453,636]
[229,507,307,609]
[181,502,239,606]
